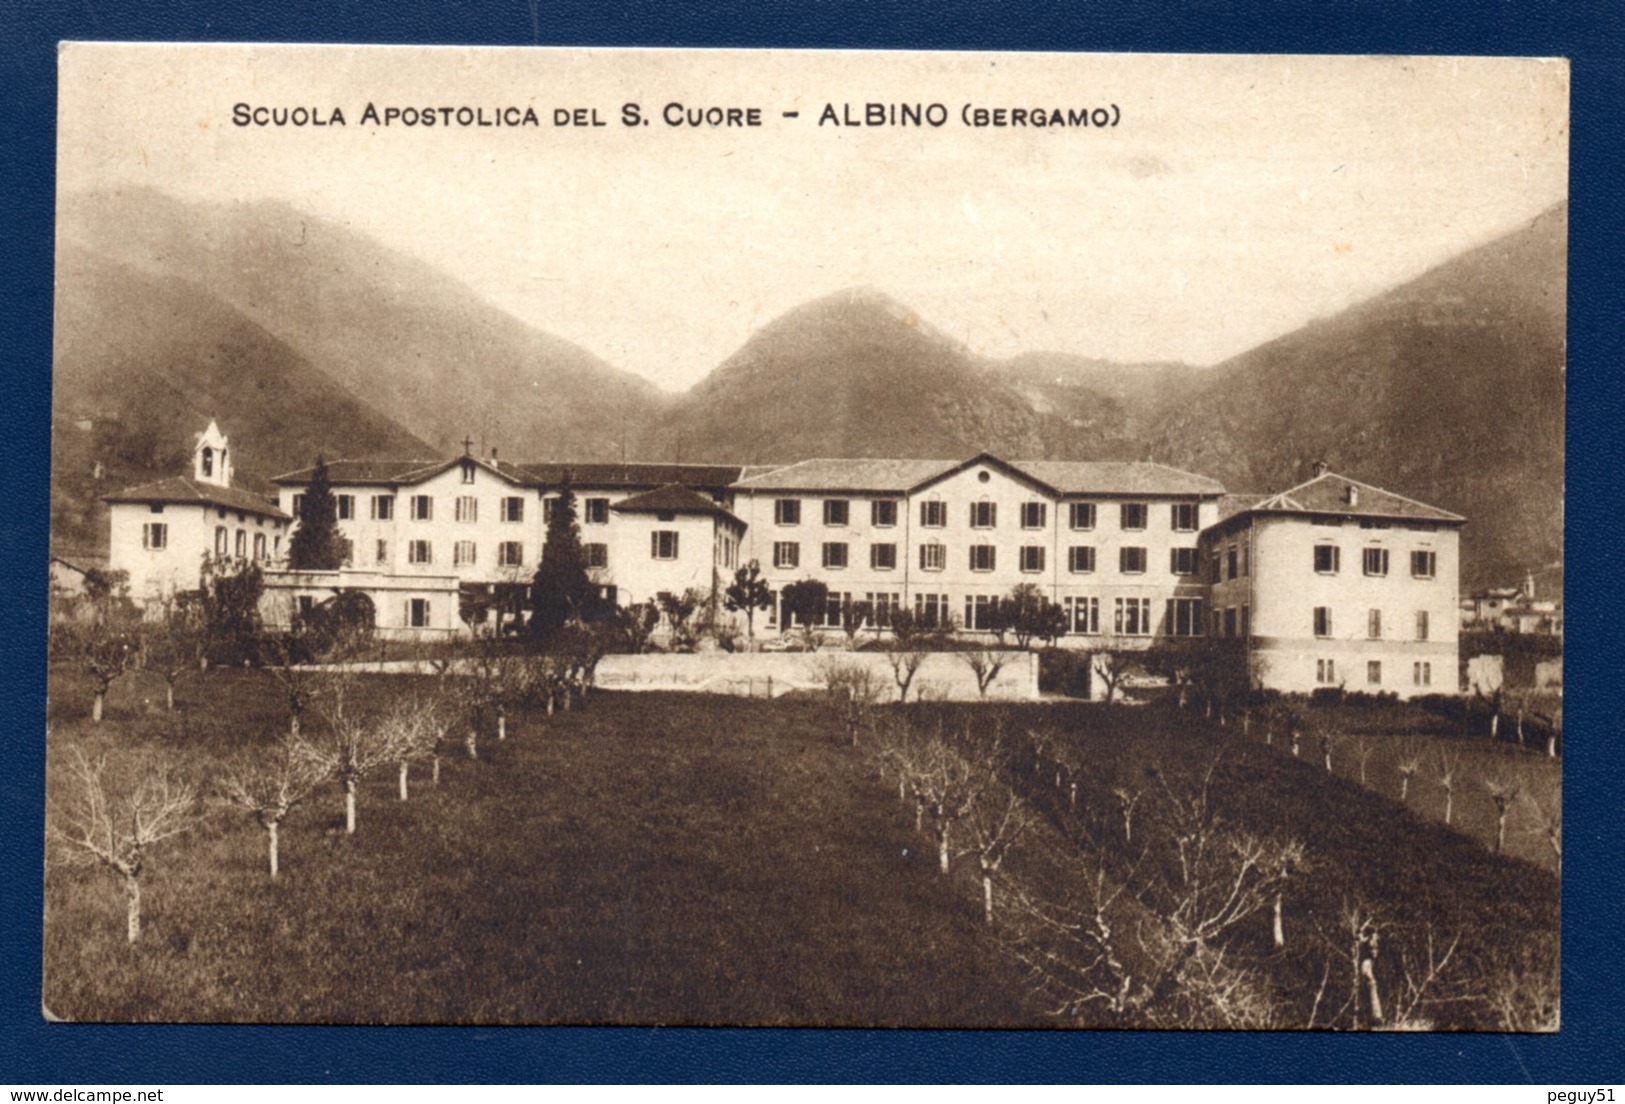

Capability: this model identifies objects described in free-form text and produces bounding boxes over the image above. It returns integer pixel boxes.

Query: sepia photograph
[45,45,1566,1029]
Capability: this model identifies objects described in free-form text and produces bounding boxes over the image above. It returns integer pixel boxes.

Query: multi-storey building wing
[1199,464,1463,699]
[731,452,1223,642]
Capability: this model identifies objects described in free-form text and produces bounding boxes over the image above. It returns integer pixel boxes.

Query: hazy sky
[58,46,1568,392]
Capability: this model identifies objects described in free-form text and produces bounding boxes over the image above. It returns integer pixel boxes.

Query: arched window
[201,446,214,477]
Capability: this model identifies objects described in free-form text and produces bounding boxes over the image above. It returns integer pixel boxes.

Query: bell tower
[193,419,232,488]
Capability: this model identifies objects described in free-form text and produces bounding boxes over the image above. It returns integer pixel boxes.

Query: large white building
[101,426,1464,698]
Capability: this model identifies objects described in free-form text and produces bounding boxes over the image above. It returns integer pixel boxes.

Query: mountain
[51,244,435,560]
[1143,202,1566,591]
[1001,352,1210,438]
[56,187,669,461]
[649,288,1145,464]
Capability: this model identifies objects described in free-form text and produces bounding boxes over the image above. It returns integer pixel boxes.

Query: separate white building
[101,420,290,604]
[1199,464,1463,699]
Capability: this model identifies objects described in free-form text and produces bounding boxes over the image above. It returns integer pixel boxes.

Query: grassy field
[42,664,1560,1028]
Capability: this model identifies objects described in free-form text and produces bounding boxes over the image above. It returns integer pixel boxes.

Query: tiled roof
[613,484,742,523]
[1231,471,1463,524]
[733,458,962,492]
[103,477,289,519]
[1011,460,1226,497]
[1216,493,1269,522]
[508,462,746,489]
[272,459,452,486]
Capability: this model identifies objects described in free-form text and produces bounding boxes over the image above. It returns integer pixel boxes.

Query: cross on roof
[462,436,475,455]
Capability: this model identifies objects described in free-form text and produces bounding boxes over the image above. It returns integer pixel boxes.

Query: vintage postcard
[46,45,1565,1028]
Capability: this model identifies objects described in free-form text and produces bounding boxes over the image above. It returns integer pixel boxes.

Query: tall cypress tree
[531,473,593,639]
[287,455,345,570]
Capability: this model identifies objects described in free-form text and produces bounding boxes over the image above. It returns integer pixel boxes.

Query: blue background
[3,0,1620,1084]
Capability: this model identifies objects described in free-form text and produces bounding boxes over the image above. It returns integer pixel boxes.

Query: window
[201,446,214,477]
[870,543,897,571]
[408,539,432,564]
[254,533,268,561]
[375,539,388,565]
[866,592,902,627]
[871,500,898,528]
[822,542,849,569]
[1170,547,1198,576]
[1171,503,1199,531]
[541,497,557,524]
[501,496,525,523]
[1119,547,1147,574]
[773,541,800,569]
[583,543,607,569]
[1120,503,1148,530]
[1019,546,1045,573]
[1226,545,1239,580]
[584,498,610,525]
[964,595,995,631]
[1240,605,1250,638]
[824,591,848,628]
[1363,548,1390,577]
[1241,544,1250,577]
[410,495,433,521]
[1314,606,1332,637]
[335,494,356,521]
[1167,597,1204,637]
[1413,661,1432,687]
[371,495,395,521]
[460,461,476,485]
[408,598,431,628]
[920,542,946,572]
[1115,597,1151,636]
[1316,659,1337,685]
[1415,610,1430,642]
[1068,546,1097,574]
[215,526,228,555]
[970,501,997,529]
[1368,609,1383,639]
[235,530,247,558]
[452,540,476,566]
[1223,607,1238,638]
[920,500,946,528]
[1069,595,1100,634]
[291,494,305,519]
[1020,502,1047,529]
[455,496,478,523]
[1365,660,1383,686]
[142,522,168,550]
[969,544,996,572]
[1411,550,1437,578]
[914,592,949,628]
[651,531,679,560]
[497,541,525,567]
[775,498,801,526]
[823,499,850,527]
[1359,519,1391,530]
[1314,544,1340,574]
[1069,502,1096,530]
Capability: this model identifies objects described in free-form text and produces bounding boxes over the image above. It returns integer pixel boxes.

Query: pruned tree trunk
[1490,713,1500,741]
[1443,790,1454,825]
[498,712,507,741]
[914,801,923,833]
[1399,776,1410,801]
[124,872,141,943]
[1324,751,1333,773]
[937,824,950,874]
[1495,809,1508,854]
[92,689,106,723]
[289,711,301,739]
[344,779,357,834]
[982,872,994,925]
[432,755,441,785]
[267,821,280,879]
[166,681,176,711]
[1068,782,1077,811]
[466,730,478,760]
[398,761,410,801]
[1272,891,1285,948]
[1361,957,1384,1025]
[1546,733,1557,759]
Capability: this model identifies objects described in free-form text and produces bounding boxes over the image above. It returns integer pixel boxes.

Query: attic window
[657,511,676,522]
[1344,485,1359,506]
[977,470,991,483]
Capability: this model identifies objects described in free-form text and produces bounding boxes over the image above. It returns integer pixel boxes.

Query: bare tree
[1089,642,1133,703]
[1395,740,1423,803]
[142,596,208,712]
[216,736,327,877]
[1484,772,1522,855]
[959,783,1031,924]
[885,646,928,703]
[1353,736,1376,786]
[1522,791,1561,872]
[1112,785,1142,844]
[79,620,141,723]
[299,681,412,834]
[48,746,198,942]
[895,732,988,875]
[961,648,1009,698]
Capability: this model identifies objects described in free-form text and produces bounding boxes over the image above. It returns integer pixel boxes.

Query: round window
[977,470,991,483]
